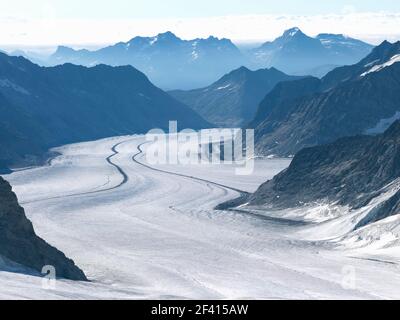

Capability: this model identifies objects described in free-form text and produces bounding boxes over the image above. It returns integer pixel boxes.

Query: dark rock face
[0,52,210,171]
[251,41,400,157]
[169,66,302,127]
[249,76,321,132]
[0,176,87,281]
[356,189,400,229]
[249,121,400,226]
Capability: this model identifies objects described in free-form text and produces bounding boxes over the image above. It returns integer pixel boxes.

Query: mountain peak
[282,27,303,37]
[229,66,251,76]
[362,40,400,65]
[373,40,400,53]
[156,31,180,41]
[237,65,251,72]
[374,40,393,51]
[380,40,393,46]
[55,45,76,54]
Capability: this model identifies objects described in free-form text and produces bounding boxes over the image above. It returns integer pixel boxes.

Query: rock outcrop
[247,121,400,228]
[0,176,87,281]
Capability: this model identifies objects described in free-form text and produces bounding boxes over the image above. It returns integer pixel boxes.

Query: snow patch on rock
[361,54,400,77]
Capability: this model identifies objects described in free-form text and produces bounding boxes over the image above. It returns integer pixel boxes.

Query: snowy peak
[47,32,244,89]
[195,36,238,52]
[282,27,304,38]
[320,40,398,88]
[358,41,400,76]
[266,27,315,46]
[316,33,372,49]
[252,28,373,76]
[126,32,182,47]
[361,40,400,66]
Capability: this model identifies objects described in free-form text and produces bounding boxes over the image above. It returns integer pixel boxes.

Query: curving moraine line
[131,142,249,196]
[21,140,132,205]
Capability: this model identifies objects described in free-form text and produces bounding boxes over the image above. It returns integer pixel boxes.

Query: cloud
[1,11,400,49]
[342,5,357,14]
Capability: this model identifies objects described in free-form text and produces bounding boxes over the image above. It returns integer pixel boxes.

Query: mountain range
[0,52,209,172]
[169,66,302,127]
[250,28,374,76]
[15,29,373,90]
[46,32,244,90]
[250,40,400,156]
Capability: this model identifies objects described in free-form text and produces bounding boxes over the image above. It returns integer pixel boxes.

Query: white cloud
[342,5,357,14]
[1,12,400,50]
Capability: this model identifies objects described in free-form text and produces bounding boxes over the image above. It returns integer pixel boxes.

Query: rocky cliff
[247,121,400,228]
[0,176,87,281]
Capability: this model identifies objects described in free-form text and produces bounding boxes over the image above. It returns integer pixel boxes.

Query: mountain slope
[169,66,301,127]
[0,53,209,171]
[247,121,400,233]
[250,27,373,76]
[0,176,87,281]
[47,32,244,90]
[251,41,400,156]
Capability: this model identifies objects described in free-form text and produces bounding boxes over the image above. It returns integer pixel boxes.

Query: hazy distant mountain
[250,40,400,157]
[0,176,87,281]
[316,33,374,60]
[9,50,46,65]
[0,52,209,171]
[41,29,373,88]
[46,32,244,90]
[169,66,301,127]
[250,27,373,77]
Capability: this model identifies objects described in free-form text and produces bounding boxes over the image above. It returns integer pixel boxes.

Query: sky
[1,0,400,50]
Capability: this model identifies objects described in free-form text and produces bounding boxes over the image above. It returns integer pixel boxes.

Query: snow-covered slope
[1,135,400,299]
[361,54,400,77]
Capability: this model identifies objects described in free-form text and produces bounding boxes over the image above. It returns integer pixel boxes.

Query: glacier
[1,135,400,299]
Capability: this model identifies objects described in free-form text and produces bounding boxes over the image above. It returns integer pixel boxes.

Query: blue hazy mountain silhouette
[169,66,302,127]
[43,29,373,89]
[250,27,373,76]
[47,32,244,90]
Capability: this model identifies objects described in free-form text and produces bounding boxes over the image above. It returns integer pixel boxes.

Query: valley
[2,136,400,299]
